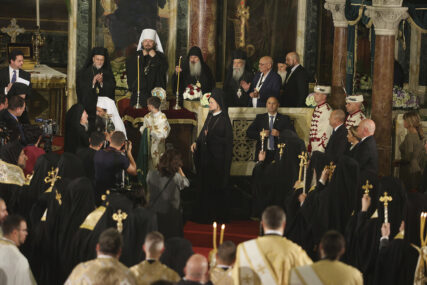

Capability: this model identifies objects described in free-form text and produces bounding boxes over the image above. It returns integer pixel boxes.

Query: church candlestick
[135,55,142,109]
[219,224,225,245]
[379,192,392,224]
[174,56,182,110]
[36,0,40,27]
[213,222,217,250]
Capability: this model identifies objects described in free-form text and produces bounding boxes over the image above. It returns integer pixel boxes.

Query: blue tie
[11,70,16,83]
[269,116,274,150]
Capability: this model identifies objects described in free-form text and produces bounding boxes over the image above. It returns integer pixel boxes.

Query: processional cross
[1,19,25,43]
[362,180,373,195]
[44,167,61,193]
[379,192,392,223]
[112,209,128,233]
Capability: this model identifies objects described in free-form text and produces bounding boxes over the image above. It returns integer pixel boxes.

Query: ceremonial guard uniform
[345,95,365,129]
[308,86,332,153]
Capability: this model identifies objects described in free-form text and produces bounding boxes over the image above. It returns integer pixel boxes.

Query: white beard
[232,67,244,81]
[278,70,287,84]
[189,61,202,77]
[81,123,89,132]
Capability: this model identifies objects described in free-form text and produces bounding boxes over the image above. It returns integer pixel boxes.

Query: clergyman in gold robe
[232,206,312,285]
[131,231,180,285]
[209,240,235,285]
[65,228,136,285]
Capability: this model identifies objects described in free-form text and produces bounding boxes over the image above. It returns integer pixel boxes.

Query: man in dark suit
[351,119,378,176]
[0,50,31,96]
[0,95,27,145]
[248,56,281,108]
[281,52,309,107]
[324,109,348,165]
[247,96,296,163]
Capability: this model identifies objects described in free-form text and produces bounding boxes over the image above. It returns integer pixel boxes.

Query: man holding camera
[93,131,137,204]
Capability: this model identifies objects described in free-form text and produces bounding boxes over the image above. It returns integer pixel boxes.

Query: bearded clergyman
[126,29,168,107]
[172,46,215,106]
[223,50,254,108]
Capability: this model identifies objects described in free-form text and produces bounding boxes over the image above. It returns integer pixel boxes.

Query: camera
[35,118,57,152]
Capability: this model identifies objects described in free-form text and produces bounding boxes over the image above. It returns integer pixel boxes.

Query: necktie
[11,70,16,83]
[269,116,274,150]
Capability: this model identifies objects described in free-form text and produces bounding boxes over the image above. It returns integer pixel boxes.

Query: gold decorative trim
[122,115,197,128]
[80,206,106,230]
[347,6,364,26]
[0,160,26,186]
[407,16,427,33]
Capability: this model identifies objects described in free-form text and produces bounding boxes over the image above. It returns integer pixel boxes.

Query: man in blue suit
[248,56,281,108]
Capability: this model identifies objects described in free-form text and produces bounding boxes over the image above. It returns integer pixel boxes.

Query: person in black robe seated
[223,50,254,107]
[64,103,90,154]
[324,109,348,164]
[374,192,427,285]
[76,47,116,131]
[126,29,168,107]
[76,131,105,182]
[160,237,194,277]
[246,96,295,164]
[173,46,215,106]
[251,130,305,218]
[351,119,378,178]
[191,89,233,223]
[0,94,27,145]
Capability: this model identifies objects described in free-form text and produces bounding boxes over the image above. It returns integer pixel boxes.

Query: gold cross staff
[277,143,286,160]
[379,192,392,223]
[112,210,128,233]
[260,129,267,151]
[362,180,373,196]
[44,167,61,193]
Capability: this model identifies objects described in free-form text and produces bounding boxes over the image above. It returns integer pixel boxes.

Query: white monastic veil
[96,96,127,137]
[136,28,164,53]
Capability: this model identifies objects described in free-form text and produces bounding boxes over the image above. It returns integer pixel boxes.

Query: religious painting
[224,0,298,71]
[96,0,175,92]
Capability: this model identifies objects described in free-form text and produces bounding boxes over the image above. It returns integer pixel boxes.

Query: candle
[219,224,225,245]
[213,222,217,250]
[36,0,40,27]
[137,55,140,94]
[176,56,182,95]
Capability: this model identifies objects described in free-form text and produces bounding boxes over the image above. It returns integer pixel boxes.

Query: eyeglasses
[19,228,28,233]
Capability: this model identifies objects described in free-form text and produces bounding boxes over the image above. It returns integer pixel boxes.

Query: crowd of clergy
[0,27,426,285]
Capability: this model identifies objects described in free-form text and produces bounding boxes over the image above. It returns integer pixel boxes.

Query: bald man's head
[357,119,376,138]
[259,56,273,74]
[329,109,346,128]
[286,52,300,67]
[184,254,208,282]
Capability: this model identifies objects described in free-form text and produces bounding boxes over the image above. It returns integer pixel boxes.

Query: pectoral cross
[277,143,286,159]
[44,167,61,193]
[1,18,25,43]
[55,189,62,205]
[25,172,34,186]
[379,192,392,223]
[112,209,128,233]
[362,180,373,195]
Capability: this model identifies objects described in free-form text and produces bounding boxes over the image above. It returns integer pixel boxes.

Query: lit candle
[213,222,217,250]
[137,55,140,94]
[176,56,182,95]
[36,0,40,27]
[219,224,225,245]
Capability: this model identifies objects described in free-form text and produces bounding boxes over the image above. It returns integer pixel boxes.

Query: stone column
[325,0,348,110]
[188,0,217,75]
[366,2,408,176]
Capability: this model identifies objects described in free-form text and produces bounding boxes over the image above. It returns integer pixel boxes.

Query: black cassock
[223,69,254,108]
[194,111,233,223]
[126,50,168,107]
[76,65,116,129]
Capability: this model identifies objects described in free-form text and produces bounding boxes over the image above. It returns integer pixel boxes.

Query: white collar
[360,135,370,142]
[151,111,162,117]
[264,229,283,236]
[261,70,271,79]
[217,264,231,269]
[1,237,16,246]
[268,112,277,118]
[291,64,300,73]
[334,124,343,132]
[97,254,114,259]
[213,110,222,116]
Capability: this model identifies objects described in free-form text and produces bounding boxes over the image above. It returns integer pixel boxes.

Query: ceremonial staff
[260,129,267,151]
[277,143,286,160]
[362,180,373,196]
[135,55,142,109]
[297,152,308,194]
[379,192,392,223]
[174,56,182,110]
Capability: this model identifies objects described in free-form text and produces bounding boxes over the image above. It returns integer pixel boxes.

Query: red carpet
[184,220,259,257]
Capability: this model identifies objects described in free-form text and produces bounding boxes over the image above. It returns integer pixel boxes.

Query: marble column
[366,2,408,176]
[325,0,347,110]
[188,0,217,75]
[67,0,78,109]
